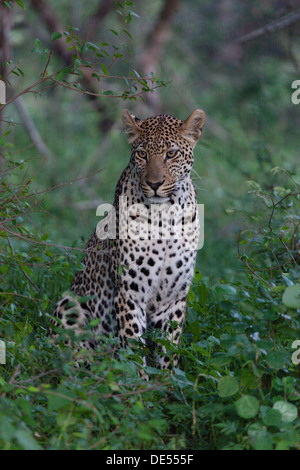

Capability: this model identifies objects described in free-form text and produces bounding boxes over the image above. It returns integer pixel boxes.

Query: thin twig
[49,77,163,99]
[42,51,53,78]
[1,364,21,399]
[236,9,300,44]
[0,72,59,111]
[268,192,298,264]
[0,292,42,301]
[14,369,61,384]
[7,236,41,293]
[14,96,56,162]
[237,230,271,287]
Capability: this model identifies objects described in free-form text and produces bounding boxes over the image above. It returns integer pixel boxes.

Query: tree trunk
[138,0,180,113]
[0,1,13,168]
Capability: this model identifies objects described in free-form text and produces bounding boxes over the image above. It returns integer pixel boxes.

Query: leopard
[52,108,206,372]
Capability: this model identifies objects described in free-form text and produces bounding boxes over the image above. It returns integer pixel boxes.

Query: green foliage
[30,2,166,101]
[1,154,299,449]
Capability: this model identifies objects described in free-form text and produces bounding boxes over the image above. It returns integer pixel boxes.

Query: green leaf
[275,440,291,450]
[218,376,239,397]
[128,10,140,18]
[86,41,100,51]
[123,30,133,39]
[214,284,237,296]
[67,25,79,32]
[247,423,272,450]
[15,0,25,9]
[100,63,108,75]
[225,208,236,214]
[51,32,62,41]
[282,284,300,309]
[239,369,260,389]
[56,67,72,81]
[3,1,13,10]
[267,350,286,369]
[73,57,81,68]
[262,409,282,427]
[235,395,259,419]
[47,386,76,411]
[273,401,298,423]
[15,430,41,450]
[27,386,40,393]
[34,38,42,47]
[21,265,32,277]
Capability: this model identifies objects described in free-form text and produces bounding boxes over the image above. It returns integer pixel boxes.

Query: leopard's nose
[146,180,164,192]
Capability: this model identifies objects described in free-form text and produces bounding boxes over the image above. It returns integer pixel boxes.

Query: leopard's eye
[166,150,178,159]
[136,150,147,159]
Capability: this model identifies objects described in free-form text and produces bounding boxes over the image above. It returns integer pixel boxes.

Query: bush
[0,156,299,449]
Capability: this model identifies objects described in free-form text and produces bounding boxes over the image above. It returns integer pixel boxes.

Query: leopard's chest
[113,236,196,304]
[109,170,198,302]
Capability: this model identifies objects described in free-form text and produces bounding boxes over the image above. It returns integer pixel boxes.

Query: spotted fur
[52,109,206,371]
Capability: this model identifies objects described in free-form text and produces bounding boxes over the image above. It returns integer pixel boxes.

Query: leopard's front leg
[149,297,187,371]
[114,289,148,377]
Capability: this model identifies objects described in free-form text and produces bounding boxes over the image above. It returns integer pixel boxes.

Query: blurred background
[1,0,299,279]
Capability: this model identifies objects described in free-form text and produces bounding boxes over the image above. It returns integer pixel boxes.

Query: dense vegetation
[0,0,299,450]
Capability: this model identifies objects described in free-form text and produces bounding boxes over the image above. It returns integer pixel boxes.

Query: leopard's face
[121,110,206,203]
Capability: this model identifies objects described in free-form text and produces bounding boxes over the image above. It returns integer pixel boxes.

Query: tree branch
[236,8,300,45]
[29,0,71,63]
[14,96,57,162]
[142,0,181,66]
[29,0,114,131]
[0,1,13,81]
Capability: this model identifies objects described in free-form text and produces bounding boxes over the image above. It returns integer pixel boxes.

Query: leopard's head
[121,109,205,203]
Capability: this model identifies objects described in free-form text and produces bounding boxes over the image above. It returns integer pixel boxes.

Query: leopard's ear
[180,109,206,146]
[121,109,142,144]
